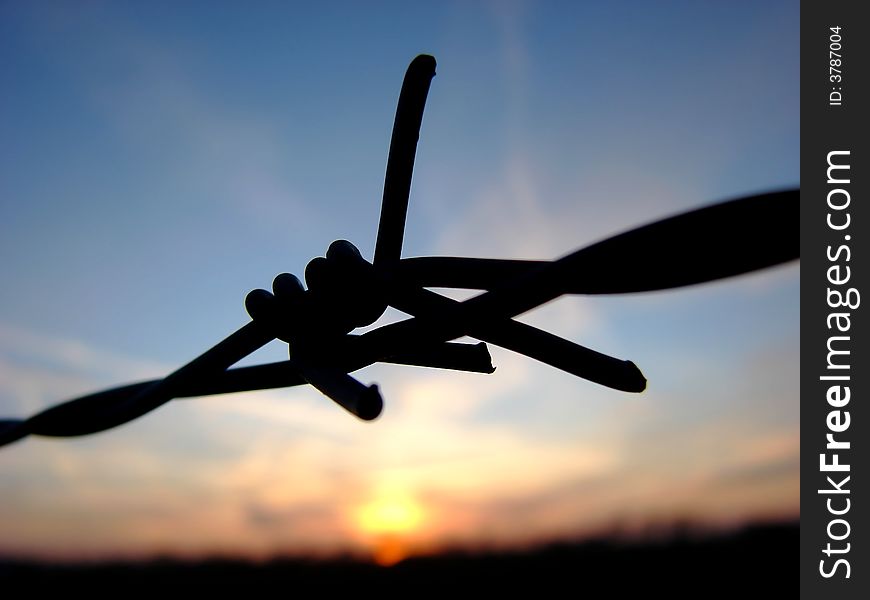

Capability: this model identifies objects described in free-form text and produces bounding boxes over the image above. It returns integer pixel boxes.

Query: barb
[374,55,437,268]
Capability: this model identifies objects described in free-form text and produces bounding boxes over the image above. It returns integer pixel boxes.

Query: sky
[0,1,798,565]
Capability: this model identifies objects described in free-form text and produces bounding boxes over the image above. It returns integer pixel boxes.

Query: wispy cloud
[0,322,167,414]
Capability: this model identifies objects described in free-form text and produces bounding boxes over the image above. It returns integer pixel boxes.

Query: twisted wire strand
[0,322,272,447]
[0,322,494,447]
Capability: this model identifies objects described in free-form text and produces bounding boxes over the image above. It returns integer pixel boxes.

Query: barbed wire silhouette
[0,55,799,448]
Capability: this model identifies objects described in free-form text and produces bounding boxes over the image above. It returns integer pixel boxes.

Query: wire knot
[245,240,388,355]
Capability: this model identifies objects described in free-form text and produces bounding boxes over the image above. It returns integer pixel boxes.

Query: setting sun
[354,492,426,566]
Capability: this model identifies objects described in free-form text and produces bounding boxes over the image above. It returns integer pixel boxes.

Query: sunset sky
[0,1,798,564]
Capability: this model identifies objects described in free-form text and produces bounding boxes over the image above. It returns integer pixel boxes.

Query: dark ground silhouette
[1,521,797,592]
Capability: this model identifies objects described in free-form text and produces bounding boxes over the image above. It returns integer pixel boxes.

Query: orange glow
[372,535,408,567]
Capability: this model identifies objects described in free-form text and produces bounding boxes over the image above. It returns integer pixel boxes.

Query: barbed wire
[0,55,799,448]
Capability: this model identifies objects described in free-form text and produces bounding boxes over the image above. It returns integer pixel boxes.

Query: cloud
[0,321,167,414]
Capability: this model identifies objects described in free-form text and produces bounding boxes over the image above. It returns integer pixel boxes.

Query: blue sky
[0,1,798,561]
